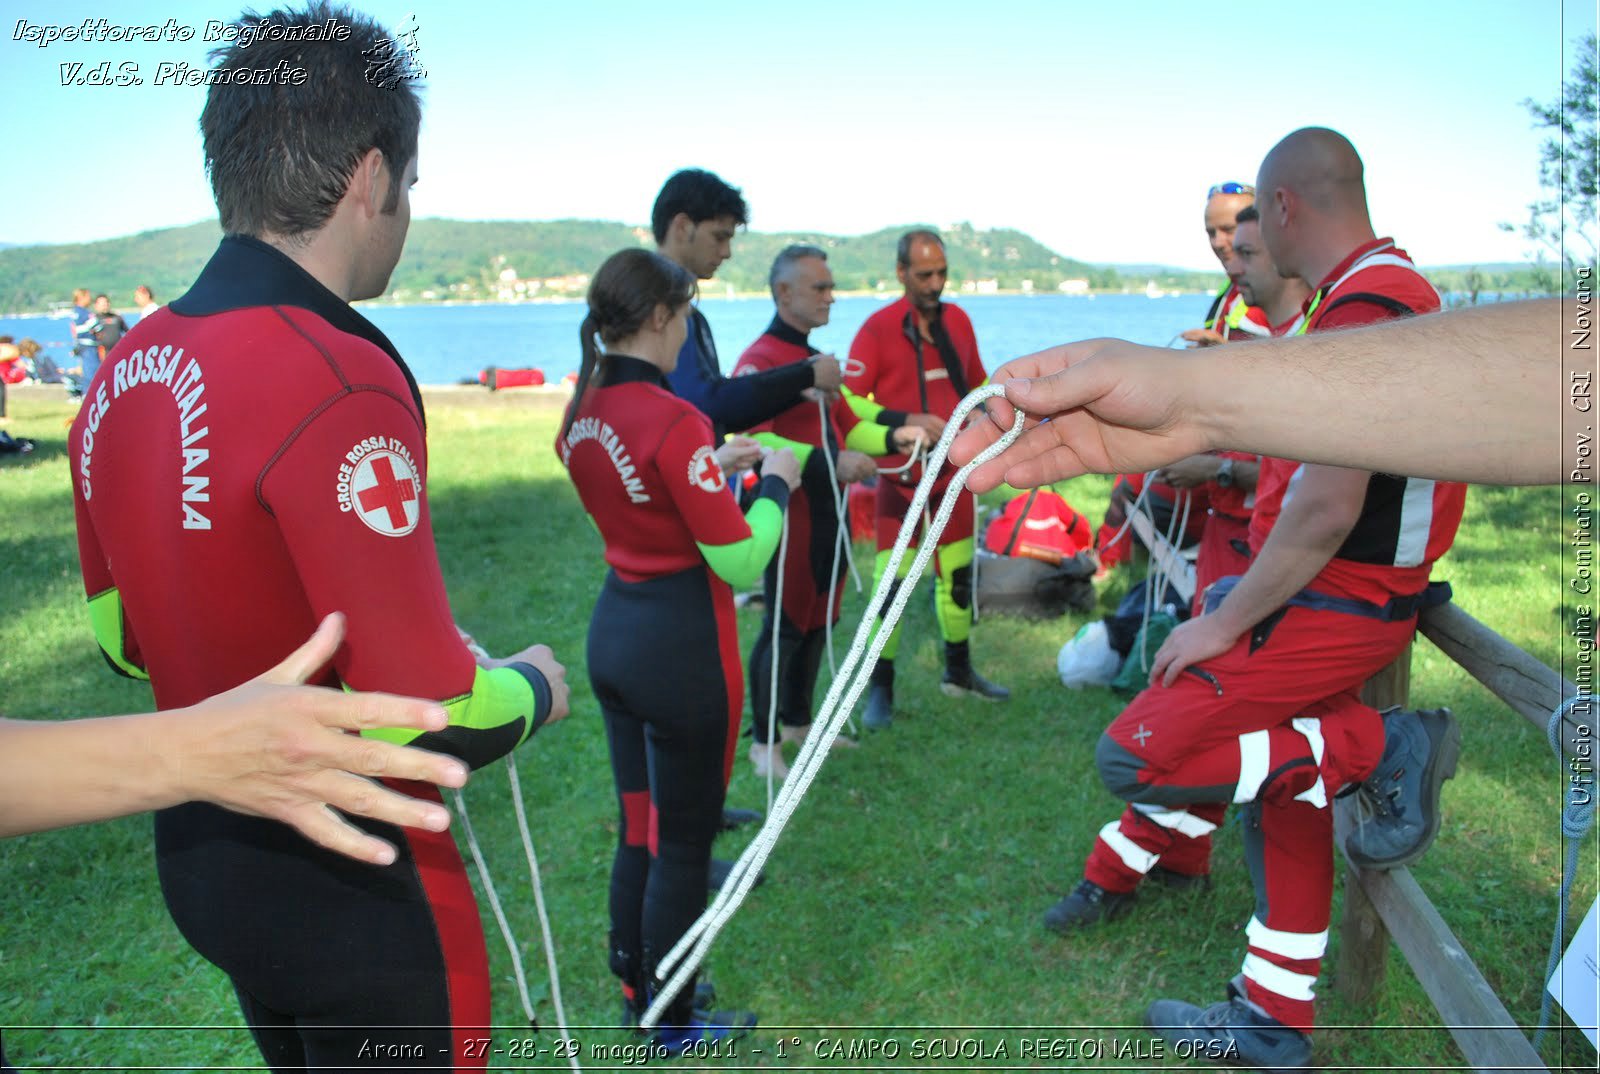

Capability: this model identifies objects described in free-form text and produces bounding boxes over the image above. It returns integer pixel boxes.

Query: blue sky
[0,0,1593,269]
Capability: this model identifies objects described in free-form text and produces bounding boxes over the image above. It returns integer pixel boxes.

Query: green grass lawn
[0,386,1593,1072]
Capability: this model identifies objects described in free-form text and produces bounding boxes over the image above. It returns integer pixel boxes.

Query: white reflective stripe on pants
[1291,716,1328,809]
[1242,953,1318,1003]
[1234,730,1271,803]
[1133,802,1219,838]
[1246,916,1328,961]
[1097,820,1158,874]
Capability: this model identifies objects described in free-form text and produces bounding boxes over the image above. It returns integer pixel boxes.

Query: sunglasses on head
[1208,182,1256,197]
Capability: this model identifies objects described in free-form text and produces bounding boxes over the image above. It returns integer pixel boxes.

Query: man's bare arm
[953,299,1565,489]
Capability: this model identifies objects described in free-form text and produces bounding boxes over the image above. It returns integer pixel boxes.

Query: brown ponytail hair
[559,248,696,447]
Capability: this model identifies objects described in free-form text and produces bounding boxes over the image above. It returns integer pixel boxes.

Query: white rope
[452,784,539,1029]
[1096,474,1153,555]
[1135,482,1190,673]
[820,495,861,738]
[639,385,1025,1029]
[505,757,580,1072]
[815,393,869,732]
[876,435,925,476]
[816,394,862,593]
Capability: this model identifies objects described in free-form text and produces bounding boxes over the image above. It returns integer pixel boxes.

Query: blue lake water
[2,292,1214,386]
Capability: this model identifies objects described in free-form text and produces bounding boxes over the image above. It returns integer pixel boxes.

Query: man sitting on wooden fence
[1042,128,1468,1072]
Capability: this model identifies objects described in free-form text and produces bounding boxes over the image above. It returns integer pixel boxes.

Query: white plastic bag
[1057,620,1120,689]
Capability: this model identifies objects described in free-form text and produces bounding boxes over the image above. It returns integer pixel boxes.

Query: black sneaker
[1346,707,1460,870]
[1145,993,1312,1073]
[652,1008,757,1057]
[1042,879,1136,933]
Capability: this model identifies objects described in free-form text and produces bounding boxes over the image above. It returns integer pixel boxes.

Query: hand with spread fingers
[1,613,470,866]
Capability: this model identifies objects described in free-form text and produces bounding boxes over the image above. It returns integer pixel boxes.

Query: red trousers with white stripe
[1082,604,1414,1030]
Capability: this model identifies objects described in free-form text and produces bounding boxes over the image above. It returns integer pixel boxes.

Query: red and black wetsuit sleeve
[666,310,817,437]
[261,386,552,769]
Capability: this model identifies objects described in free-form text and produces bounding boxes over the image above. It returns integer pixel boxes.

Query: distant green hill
[1,218,1226,313]
[0,222,224,313]
[0,219,1562,315]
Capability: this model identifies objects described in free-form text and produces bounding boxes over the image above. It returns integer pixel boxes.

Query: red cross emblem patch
[352,450,421,536]
[688,445,726,493]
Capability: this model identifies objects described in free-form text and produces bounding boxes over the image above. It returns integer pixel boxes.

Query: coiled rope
[454,635,579,1071]
[640,384,1026,1029]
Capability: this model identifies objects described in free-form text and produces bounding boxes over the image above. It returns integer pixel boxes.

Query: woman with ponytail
[556,248,799,1051]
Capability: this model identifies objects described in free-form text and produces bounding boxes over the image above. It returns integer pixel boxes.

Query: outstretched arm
[0,614,467,864]
[951,299,1564,489]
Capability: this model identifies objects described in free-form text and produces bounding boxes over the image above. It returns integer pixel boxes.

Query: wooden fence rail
[1336,600,1579,1073]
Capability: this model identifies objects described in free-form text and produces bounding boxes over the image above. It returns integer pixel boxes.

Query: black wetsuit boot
[940,641,1010,701]
[863,658,895,730]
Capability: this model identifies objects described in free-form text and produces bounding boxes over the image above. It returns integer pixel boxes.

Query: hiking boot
[1145,992,1312,1073]
[862,659,895,730]
[652,1008,757,1056]
[1346,706,1460,870]
[940,641,1010,701]
[1042,879,1136,933]
[708,857,764,893]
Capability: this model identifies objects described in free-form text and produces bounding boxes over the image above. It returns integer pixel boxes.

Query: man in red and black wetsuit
[732,245,925,777]
[1049,129,1464,1072]
[845,229,1008,728]
[68,10,568,1070]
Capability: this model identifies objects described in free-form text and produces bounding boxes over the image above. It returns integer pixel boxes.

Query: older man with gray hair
[731,244,926,777]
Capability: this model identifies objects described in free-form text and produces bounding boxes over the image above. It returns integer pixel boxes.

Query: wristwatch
[1216,458,1236,488]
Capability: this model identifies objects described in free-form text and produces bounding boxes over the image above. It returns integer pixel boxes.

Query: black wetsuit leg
[589,568,738,1025]
[156,802,484,1071]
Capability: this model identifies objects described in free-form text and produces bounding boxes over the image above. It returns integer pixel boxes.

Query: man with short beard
[845,229,1008,729]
